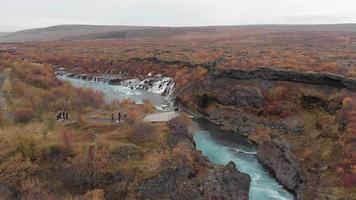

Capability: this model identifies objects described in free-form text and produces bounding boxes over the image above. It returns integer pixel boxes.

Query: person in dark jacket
[56,111,61,120]
[118,112,121,122]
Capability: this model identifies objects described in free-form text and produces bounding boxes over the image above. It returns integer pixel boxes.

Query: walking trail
[143,111,179,122]
[0,68,12,120]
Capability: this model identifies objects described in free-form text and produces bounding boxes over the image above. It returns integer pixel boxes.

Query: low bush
[15,136,42,161]
[0,111,3,125]
[126,110,141,124]
[129,122,154,144]
[61,145,109,192]
[20,178,53,200]
[41,145,73,161]
[13,108,34,123]
[109,144,143,161]
[0,154,38,189]
[263,101,296,118]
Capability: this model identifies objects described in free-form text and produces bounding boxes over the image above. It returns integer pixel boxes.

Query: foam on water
[58,76,167,107]
[194,130,294,200]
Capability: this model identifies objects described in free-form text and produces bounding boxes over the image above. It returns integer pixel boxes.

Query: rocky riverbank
[138,118,251,200]
[178,67,356,199]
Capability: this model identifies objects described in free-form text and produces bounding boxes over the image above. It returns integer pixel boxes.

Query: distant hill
[0,24,355,43]
[0,32,10,37]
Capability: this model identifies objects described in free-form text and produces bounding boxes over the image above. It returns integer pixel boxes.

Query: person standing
[65,112,69,120]
[56,111,60,120]
[111,113,115,122]
[118,112,121,122]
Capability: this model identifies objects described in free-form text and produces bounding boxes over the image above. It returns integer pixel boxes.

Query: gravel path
[0,68,12,120]
[143,111,179,122]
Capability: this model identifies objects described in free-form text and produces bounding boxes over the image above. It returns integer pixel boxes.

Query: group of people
[56,111,69,121]
[111,111,127,123]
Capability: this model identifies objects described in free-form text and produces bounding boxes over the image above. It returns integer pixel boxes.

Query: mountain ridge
[1,23,355,43]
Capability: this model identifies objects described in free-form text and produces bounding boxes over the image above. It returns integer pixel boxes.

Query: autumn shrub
[109,144,143,161]
[0,182,13,200]
[73,88,104,109]
[11,61,61,89]
[41,145,73,161]
[248,127,272,144]
[61,145,109,192]
[13,107,34,123]
[45,116,56,130]
[60,129,73,150]
[15,136,42,161]
[342,174,356,187]
[20,178,53,200]
[126,110,141,124]
[120,99,135,105]
[7,61,104,116]
[79,189,105,200]
[315,112,339,139]
[0,111,3,125]
[0,154,38,189]
[334,96,356,188]
[129,122,154,144]
[263,101,296,118]
[142,100,154,114]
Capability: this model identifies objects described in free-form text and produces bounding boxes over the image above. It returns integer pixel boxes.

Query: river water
[59,76,294,200]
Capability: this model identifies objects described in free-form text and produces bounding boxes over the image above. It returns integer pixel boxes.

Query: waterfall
[165,82,176,105]
[56,71,176,104]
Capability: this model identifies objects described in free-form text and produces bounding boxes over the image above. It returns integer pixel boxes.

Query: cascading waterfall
[56,71,177,110]
[119,76,175,95]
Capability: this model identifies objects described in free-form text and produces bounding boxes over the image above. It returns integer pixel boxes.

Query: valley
[0,24,355,199]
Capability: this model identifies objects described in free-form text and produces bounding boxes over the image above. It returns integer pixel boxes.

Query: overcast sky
[0,0,355,32]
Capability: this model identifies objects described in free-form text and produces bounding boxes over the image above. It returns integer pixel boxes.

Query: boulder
[138,162,250,200]
[257,140,304,200]
[201,161,250,200]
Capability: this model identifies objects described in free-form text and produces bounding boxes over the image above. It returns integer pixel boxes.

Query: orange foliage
[336,97,356,187]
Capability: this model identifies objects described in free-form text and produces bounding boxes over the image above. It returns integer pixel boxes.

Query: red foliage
[263,101,296,118]
[336,96,356,187]
[342,173,356,187]
[73,88,104,109]
[60,130,73,150]
[13,108,34,123]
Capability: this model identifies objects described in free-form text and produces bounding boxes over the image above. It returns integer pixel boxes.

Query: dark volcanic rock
[264,117,305,135]
[213,67,356,91]
[138,165,201,200]
[138,162,250,200]
[257,140,304,199]
[201,161,250,200]
[201,78,265,108]
[205,108,257,136]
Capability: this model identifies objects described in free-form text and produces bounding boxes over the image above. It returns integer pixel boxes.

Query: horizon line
[2,22,356,33]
